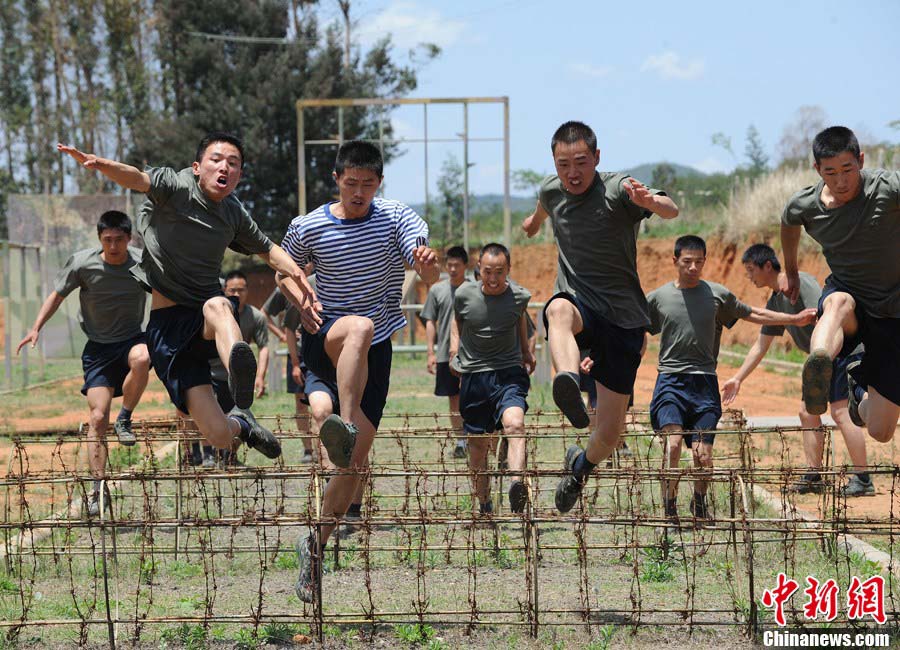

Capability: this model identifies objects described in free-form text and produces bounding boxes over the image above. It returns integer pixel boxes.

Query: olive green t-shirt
[760,271,821,353]
[134,167,273,308]
[420,279,469,363]
[53,246,147,344]
[781,168,900,318]
[539,172,665,330]
[648,280,752,375]
[210,305,269,382]
[453,281,531,373]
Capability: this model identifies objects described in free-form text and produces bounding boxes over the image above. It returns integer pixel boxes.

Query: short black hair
[196,131,245,167]
[741,243,781,272]
[224,270,248,283]
[480,242,511,265]
[674,235,706,258]
[551,121,597,154]
[335,140,384,177]
[445,245,468,265]
[812,126,860,165]
[97,210,132,236]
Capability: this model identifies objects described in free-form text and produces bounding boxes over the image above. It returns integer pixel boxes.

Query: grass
[0,356,892,648]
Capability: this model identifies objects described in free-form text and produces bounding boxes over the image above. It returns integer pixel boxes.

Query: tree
[512,168,544,200]
[711,132,735,161]
[744,124,768,177]
[436,153,464,247]
[777,105,827,163]
[651,163,677,193]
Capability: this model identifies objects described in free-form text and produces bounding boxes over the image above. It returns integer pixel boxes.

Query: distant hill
[409,163,708,214]
[620,162,707,184]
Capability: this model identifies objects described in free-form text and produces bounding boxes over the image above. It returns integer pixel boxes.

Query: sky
[311,0,900,204]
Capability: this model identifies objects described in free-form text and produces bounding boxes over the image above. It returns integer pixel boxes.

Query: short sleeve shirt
[281,199,429,344]
[420,279,469,363]
[134,167,273,308]
[539,172,665,330]
[263,275,316,333]
[210,305,269,381]
[453,281,531,373]
[647,280,752,375]
[53,246,147,344]
[781,168,900,318]
[760,271,821,353]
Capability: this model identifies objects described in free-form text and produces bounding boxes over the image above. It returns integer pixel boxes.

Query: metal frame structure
[296,97,512,249]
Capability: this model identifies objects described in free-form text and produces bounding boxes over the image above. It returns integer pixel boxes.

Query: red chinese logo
[761,572,799,626]
[847,575,886,624]
[802,576,839,621]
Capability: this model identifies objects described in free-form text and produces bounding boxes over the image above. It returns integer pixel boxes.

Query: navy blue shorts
[579,370,597,409]
[543,292,644,395]
[301,319,393,429]
[81,334,147,397]
[286,356,309,406]
[829,351,862,403]
[434,361,460,397]
[819,275,900,406]
[650,373,721,446]
[146,295,239,415]
[459,366,530,435]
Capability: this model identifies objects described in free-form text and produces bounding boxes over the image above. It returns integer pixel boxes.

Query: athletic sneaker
[294,535,318,603]
[228,341,257,410]
[840,475,875,497]
[86,489,111,518]
[508,480,527,514]
[299,448,314,464]
[801,350,832,416]
[619,442,633,458]
[228,407,282,459]
[555,445,585,513]
[453,439,467,459]
[114,418,136,446]
[479,499,494,515]
[664,497,679,524]
[553,372,591,429]
[202,450,216,468]
[785,472,824,495]
[690,493,709,520]
[846,359,865,427]
[319,415,357,469]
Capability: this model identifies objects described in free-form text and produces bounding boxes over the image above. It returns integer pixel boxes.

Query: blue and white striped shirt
[281,198,429,344]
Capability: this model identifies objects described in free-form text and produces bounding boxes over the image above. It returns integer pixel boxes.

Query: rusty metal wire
[0,408,896,648]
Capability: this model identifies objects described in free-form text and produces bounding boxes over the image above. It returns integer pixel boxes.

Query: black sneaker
[553,372,591,428]
[840,475,875,497]
[785,473,824,495]
[294,535,318,603]
[801,350,832,416]
[479,499,494,515]
[664,497,679,524]
[508,480,527,514]
[453,439,467,459]
[114,418,136,446]
[690,493,709,520]
[228,407,282,459]
[846,359,865,427]
[319,415,357,469]
[555,445,585,513]
[228,341,257,410]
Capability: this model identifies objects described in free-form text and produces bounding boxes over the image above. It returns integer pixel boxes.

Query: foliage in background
[0,0,436,235]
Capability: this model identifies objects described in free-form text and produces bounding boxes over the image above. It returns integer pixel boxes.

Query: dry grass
[720,165,818,244]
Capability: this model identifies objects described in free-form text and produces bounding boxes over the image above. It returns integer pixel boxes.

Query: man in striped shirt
[278,141,439,603]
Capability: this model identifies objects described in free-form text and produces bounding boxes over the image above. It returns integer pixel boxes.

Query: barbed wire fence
[0,409,896,647]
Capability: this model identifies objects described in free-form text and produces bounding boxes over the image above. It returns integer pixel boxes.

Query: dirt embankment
[509,238,831,350]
